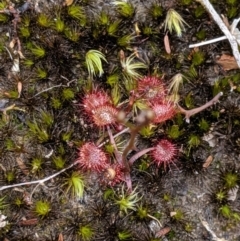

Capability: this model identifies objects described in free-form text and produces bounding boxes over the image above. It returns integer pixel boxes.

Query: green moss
[181,0,193,5]
[19,27,30,38]
[191,51,205,66]
[85,49,107,77]
[167,125,182,139]
[107,73,119,86]
[13,197,24,207]
[227,7,237,19]
[171,209,184,222]
[97,11,109,26]
[138,159,150,171]
[165,8,189,37]
[226,0,237,5]
[34,200,51,218]
[103,188,115,200]
[64,171,85,198]
[163,193,171,202]
[30,157,43,173]
[107,20,121,36]
[222,171,239,189]
[0,13,8,22]
[54,17,65,32]
[62,88,75,100]
[68,4,86,24]
[232,212,240,222]
[5,138,15,151]
[30,44,46,58]
[0,1,7,10]
[185,222,194,232]
[214,189,228,204]
[36,68,48,79]
[37,13,53,28]
[188,134,201,148]
[0,196,8,210]
[142,26,155,36]
[114,1,135,18]
[23,59,34,68]
[27,121,49,143]
[6,90,18,99]
[184,92,194,109]
[137,205,148,219]
[149,3,163,19]
[64,27,80,42]
[117,34,135,47]
[21,15,31,27]
[118,230,132,240]
[139,124,156,138]
[196,29,206,40]
[62,132,72,142]
[5,170,15,183]
[194,5,205,18]
[57,144,66,155]
[213,80,222,96]
[198,118,209,131]
[51,97,62,109]
[104,143,115,155]
[78,225,94,241]
[52,155,65,169]
[219,204,232,219]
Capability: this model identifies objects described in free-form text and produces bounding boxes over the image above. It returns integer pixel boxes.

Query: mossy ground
[0,0,240,240]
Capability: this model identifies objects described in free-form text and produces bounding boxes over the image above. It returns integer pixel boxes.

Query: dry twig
[193,0,240,68]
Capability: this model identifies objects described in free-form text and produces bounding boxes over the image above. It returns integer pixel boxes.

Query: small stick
[189,36,227,48]
[147,213,162,227]
[32,84,63,97]
[0,163,76,191]
[4,46,13,60]
[177,92,223,123]
[199,215,227,241]
[31,79,77,98]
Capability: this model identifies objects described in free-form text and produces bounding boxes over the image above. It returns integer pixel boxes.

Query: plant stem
[177,92,223,123]
[129,147,154,166]
[107,126,122,165]
[98,127,130,148]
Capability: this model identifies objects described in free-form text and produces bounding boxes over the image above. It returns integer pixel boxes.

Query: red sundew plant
[76,76,223,192]
[103,164,126,187]
[92,104,119,127]
[137,76,166,100]
[76,142,109,172]
[83,89,111,113]
[150,100,175,123]
[151,139,177,170]
[82,88,119,127]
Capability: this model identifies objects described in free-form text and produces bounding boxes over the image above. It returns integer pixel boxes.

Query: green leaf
[85,50,107,77]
